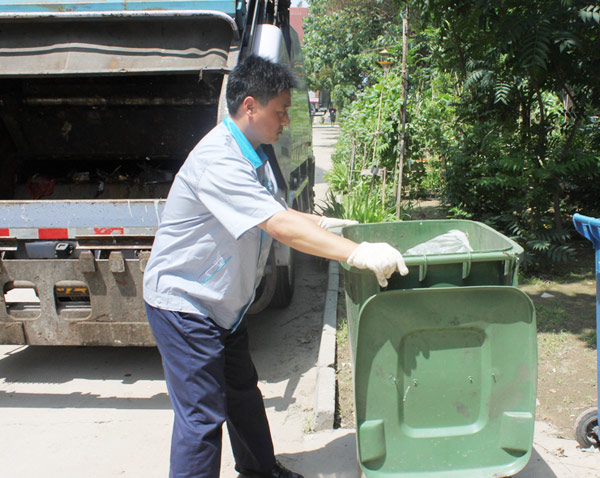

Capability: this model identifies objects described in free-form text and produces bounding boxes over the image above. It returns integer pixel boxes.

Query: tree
[303,0,402,109]
[416,0,600,266]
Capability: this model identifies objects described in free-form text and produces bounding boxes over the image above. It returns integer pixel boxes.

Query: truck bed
[0,9,239,200]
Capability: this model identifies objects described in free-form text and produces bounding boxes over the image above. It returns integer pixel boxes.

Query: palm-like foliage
[414,0,600,270]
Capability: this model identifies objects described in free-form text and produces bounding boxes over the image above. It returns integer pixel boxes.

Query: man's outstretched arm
[258,210,409,287]
[258,209,355,261]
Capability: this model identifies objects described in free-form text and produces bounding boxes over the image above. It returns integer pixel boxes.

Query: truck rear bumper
[0,199,161,345]
[0,254,155,346]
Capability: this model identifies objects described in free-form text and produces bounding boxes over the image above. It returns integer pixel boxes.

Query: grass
[524,269,596,285]
[582,329,597,349]
[537,331,569,357]
[518,274,551,287]
[317,187,398,224]
[336,316,349,343]
[303,416,314,434]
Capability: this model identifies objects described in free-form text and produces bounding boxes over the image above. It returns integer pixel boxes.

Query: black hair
[226,54,296,115]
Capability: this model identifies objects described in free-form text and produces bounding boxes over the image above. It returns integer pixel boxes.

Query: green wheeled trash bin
[341,220,537,478]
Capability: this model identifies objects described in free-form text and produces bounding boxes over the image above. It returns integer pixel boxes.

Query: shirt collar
[224,116,268,169]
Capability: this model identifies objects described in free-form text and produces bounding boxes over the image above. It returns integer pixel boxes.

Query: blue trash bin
[572,213,600,448]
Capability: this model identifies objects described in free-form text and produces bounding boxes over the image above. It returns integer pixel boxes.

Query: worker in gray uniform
[143,54,408,478]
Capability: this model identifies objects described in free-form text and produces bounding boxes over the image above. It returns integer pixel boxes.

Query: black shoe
[235,460,303,478]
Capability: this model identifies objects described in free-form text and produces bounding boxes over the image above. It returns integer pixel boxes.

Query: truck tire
[246,264,277,315]
[246,247,296,314]
[269,249,296,308]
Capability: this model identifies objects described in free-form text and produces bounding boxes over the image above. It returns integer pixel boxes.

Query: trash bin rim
[339,219,523,273]
[356,284,536,320]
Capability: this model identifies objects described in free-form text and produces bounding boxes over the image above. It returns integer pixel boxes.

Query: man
[143,55,408,478]
[328,106,336,124]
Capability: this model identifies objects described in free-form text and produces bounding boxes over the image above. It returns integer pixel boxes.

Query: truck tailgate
[0,10,237,76]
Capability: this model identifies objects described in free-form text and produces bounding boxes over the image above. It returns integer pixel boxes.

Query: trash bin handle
[461,252,472,279]
[419,256,428,282]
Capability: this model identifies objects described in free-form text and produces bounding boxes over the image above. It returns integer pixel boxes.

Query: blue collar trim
[224,116,267,169]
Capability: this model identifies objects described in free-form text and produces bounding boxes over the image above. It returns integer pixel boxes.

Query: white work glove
[318,216,359,232]
[347,242,409,287]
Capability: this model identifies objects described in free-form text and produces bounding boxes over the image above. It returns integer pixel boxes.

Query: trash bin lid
[355,286,536,478]
[573,213,600,250]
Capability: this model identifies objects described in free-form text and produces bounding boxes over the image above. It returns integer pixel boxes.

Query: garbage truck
[0,0,315,345]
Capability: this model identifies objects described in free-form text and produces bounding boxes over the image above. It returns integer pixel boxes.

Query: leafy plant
[324,158,352,193]
[317,185,397,223]
[487,211,576,271]
[303,0,402,109]
[336,316,349,343]
[448,205,473,219]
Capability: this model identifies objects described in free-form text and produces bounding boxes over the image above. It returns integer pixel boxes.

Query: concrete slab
[0,344,173,477]
[312,124,339,213]
[0,251,329,478]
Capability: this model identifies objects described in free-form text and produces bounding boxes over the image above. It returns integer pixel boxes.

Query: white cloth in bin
[405,229,473,255]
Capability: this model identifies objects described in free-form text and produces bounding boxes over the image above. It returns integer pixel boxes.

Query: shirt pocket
[198,255,232,285]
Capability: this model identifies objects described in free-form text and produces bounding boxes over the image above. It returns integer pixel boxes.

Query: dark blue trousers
[145,303,276,478]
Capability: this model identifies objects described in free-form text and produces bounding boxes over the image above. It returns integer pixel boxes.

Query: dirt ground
[521,244,598,435]
[335,291,354,429]
[334,199,599,440]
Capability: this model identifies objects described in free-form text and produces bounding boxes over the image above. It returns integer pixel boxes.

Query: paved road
[312,125,338,211]
[0,251,352,478]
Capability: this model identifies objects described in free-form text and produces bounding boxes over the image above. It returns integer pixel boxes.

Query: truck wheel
[246,265,277,315]
[269,249,296,308]
[247,246,296,314]
[574,407,599,448]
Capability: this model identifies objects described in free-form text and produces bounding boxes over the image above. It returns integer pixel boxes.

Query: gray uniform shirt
[143,117,286,329]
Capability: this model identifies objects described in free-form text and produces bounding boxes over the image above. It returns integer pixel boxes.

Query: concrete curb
[313,260,339,431]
